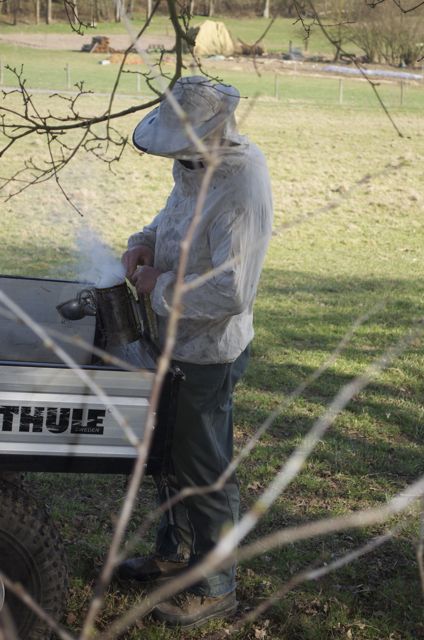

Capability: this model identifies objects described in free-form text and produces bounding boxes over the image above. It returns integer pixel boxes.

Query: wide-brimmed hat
[132,76,240,157]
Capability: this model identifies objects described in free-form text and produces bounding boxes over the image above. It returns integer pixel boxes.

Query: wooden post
[65,63,71,90]
[274,73,279,99]
[338,78,343,105]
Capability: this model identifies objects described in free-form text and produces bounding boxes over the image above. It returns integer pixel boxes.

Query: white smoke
[75,227,125,289]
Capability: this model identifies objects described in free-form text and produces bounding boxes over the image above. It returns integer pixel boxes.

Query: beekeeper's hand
[132,266,162,295]
[122,245,154,280]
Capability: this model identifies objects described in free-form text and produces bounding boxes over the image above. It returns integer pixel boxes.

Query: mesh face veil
[132,77,240,158]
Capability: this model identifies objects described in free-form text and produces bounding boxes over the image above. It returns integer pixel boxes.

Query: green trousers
[155,346,250,596]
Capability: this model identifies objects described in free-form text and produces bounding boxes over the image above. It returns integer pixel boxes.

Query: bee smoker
[94,282,141,347]
[57,281,157,348]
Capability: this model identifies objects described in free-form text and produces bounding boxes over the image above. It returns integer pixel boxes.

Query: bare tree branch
[0,291,139,447]
[98,315,424,638]
[233,527,399,632]
[118,301,383,560]
[0,571,75,640]
[296,0,405,137]
[417,497,424,596]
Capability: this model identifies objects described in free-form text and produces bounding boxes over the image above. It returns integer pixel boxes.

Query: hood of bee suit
[132,76,240,158]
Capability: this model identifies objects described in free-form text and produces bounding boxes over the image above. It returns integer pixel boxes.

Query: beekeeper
[119,76,273,629]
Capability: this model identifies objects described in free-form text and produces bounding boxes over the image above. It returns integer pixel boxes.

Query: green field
[1,30,424,640]
[1,43,423,114]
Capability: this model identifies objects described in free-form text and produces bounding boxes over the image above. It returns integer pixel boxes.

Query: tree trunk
[263,0,270,19]
[45,0,52,24]
[92,0,99,25]
[73,0,79,25]
[333,42,341,62]
[190,0,195,15]
[35,0,40,23]
[208,0,214,17]
[115,0,121,22]
[146,0,152,19]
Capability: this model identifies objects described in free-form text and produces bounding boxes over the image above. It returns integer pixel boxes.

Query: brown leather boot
[116,554,188,584]
[152,590,238,629]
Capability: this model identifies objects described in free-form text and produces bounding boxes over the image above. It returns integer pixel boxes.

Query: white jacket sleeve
[127,209,165,251]
[152,204,269,320]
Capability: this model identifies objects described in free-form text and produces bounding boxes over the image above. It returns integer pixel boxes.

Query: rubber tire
[0,480,68,639]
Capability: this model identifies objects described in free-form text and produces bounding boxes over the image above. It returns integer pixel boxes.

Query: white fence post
[65,63,71,90]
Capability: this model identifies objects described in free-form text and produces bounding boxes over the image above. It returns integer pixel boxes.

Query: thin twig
[233,528,398,632]
[79,130,221,640]
[98,320,424,639]
[0,306,152,376]
[417,496,424,596]
[118,302,383,559]
[105,0,162,138]
[305,0,404,137]
[0,291,139,448]
[0,571,75,640]
[97,473,424,640]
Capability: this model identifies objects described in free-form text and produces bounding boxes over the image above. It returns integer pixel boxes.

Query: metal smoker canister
[95,281,140,347]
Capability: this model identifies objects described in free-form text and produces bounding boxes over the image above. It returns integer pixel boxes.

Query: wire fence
[0,53,423,111]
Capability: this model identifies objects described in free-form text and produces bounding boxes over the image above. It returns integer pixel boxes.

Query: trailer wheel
[0,480,68,639]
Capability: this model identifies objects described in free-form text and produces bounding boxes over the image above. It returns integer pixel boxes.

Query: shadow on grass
[13,267,424,639]
[236,267,424,467]
[254,269,424,350]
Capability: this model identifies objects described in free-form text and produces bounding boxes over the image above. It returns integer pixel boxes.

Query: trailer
[0,275,180,639]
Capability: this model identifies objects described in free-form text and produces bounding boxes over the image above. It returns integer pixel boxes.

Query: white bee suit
[122,81,274,600]
[128,137,273,364]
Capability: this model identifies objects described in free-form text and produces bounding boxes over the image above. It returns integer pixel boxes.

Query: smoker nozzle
[56,289,96,320]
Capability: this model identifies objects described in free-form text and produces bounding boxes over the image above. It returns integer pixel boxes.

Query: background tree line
[0,0,423,68]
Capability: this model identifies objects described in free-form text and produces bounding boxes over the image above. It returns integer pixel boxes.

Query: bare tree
[34,0,40,23]
[45,0,52,23]
[0,2,424,639]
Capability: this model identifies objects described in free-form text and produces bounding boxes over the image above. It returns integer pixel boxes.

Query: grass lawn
[0,44,422,113]
[0,43,424,640]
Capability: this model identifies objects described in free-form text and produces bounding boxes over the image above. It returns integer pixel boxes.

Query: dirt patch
[109,52,142,64]
[0,32,174,51]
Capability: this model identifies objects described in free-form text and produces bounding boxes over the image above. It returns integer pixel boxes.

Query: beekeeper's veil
[132,76,241,157]
[132,76,273,346]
